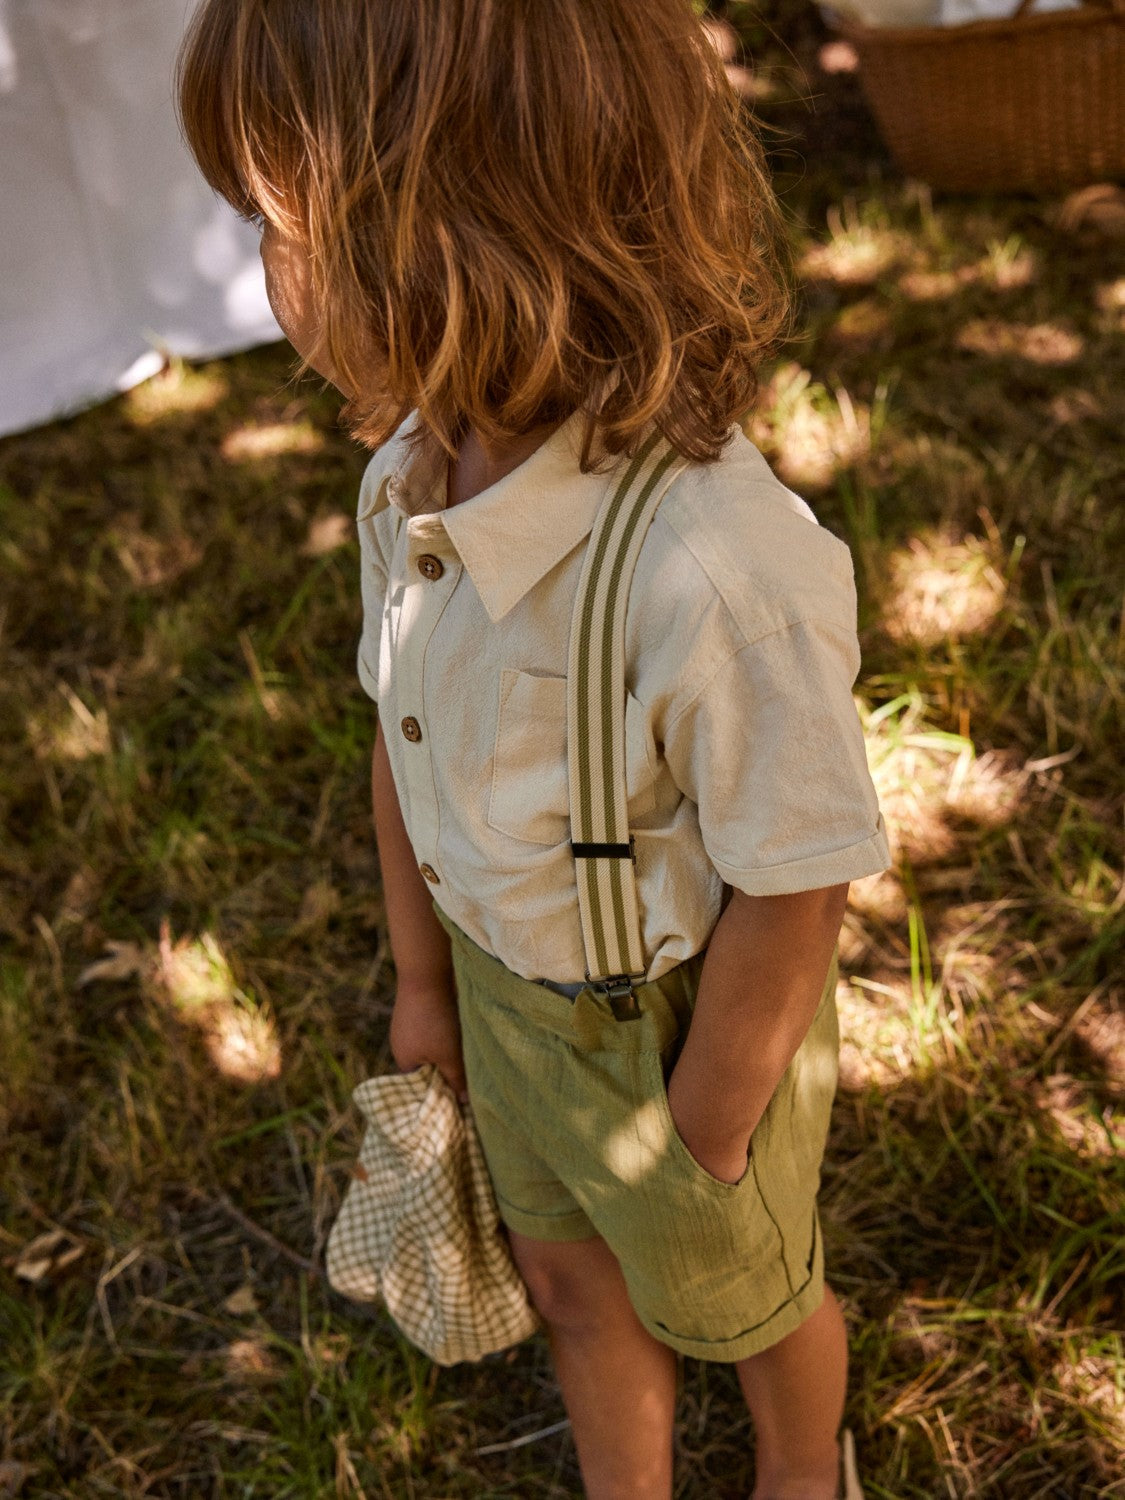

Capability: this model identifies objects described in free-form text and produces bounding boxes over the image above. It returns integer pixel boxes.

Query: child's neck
[446,421,561,508]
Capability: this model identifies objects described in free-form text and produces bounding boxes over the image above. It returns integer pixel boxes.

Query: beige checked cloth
[325,1064,538,1364]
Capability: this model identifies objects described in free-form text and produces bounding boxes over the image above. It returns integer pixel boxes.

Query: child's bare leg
[509,1230,677,1500]
[735,1283,849,1500]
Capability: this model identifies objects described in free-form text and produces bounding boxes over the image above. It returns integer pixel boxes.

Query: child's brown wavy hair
[177,0,792,466]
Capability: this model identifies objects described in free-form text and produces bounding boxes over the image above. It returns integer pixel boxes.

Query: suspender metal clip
[587,972,647,1022]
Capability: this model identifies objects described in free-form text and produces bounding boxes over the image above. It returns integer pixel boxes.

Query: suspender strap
[567,430,689,1001]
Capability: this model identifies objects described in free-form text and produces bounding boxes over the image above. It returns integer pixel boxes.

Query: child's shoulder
[651,428,858,644]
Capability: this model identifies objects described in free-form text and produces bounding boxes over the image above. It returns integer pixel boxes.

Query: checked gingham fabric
[325,1063,538,1365]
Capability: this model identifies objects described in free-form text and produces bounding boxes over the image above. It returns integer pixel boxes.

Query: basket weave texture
[838,0,1125,192]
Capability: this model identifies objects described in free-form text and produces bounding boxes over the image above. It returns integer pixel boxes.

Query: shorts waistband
[432,903,706,1052]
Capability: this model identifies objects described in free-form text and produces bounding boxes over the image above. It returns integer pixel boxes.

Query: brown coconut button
[417,554,444,581]
[419,863,440,884]
[401,716,422,743]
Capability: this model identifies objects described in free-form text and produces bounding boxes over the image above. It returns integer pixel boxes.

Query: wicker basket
[836,0,1125,193]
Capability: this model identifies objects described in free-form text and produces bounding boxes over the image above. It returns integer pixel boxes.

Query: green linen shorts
[433,906,841,1363]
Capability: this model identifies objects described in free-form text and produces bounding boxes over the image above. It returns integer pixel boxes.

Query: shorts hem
[497,1201,598,1243]
[635,1263,826,1363]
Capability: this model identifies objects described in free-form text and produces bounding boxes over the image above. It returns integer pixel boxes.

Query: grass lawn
[2,7,1122,1496]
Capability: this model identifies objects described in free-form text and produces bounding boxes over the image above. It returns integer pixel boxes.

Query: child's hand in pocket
[666,1060,756,1186]
[389,978,468,1101]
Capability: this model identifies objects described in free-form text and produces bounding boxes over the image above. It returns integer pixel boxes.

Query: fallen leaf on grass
[12,1228,86,1284]
[223,1282,260,1315]
[225,1337,284,1383]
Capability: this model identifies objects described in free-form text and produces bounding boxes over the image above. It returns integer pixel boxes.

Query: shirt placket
[389,512,460,889]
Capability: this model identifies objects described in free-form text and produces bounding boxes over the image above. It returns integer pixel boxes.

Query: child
[178,3,891,1496]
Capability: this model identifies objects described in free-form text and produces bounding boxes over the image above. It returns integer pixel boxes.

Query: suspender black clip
[570,837,636,864]
[587,971,647,1022]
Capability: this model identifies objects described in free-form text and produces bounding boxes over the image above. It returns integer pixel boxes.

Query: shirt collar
[385,407,623,623]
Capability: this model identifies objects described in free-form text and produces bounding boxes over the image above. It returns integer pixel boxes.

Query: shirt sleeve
[661,616,891,896]
[356,480,389,704]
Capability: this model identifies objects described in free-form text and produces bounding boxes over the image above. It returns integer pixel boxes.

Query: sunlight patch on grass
[799,202,906,286]
[826,297,896,354]
[835,976,915,1089]
[158,929,237,1012]
[301,512,354,557]
[929,901,1014,1018]
[27,684,110,762]
[748,363,874,489]
[864,695,977,864]
[945,750,1025,827]
[898,266,978,302]
[1029,1073,1120,1162]
[861,697,1027,873]
[221,420,325,463]
[1054,1350,1125,1446]
[1095,278,1125,332]
[1072,1000,1125,1091]
[125,363,229,424]
[223,1336,284,1385]
[204,1000,282,1084]
[142,927,283,1083]
[977,236,1038,292]
[956,320,1085,365]
[883,531,1006,648]
[724,63,783,102]
[848,871,908,925]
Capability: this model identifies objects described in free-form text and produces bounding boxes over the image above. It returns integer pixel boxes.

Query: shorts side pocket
[642,1043,754,1193]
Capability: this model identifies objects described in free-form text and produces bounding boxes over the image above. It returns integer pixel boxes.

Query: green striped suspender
[566,430,689,1019]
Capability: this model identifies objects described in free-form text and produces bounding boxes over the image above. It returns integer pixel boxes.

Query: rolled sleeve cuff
[357,648,380,704]
[710,817,892,897]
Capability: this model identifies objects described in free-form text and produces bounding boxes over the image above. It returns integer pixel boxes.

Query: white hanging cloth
[0,0,280,438]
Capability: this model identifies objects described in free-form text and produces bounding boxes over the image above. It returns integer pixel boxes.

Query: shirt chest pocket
[487,669,658,848]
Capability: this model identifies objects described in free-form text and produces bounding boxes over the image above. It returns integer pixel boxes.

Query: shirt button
[417,554,444,581]
[401,716,422,743]
[419,863,440,884]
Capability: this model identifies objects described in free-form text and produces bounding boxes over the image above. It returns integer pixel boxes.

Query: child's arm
[371,723,466,1097]
[666,883,849,1185]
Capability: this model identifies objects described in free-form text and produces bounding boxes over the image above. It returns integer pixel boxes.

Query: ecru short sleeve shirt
[356,409,891,984]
